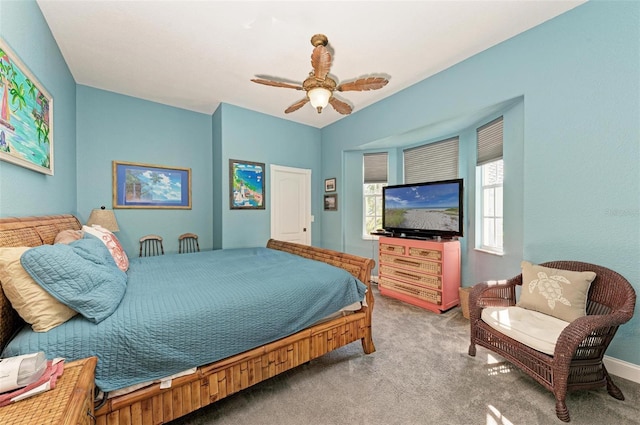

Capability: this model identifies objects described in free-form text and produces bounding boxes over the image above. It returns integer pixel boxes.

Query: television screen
[383,178,463,239]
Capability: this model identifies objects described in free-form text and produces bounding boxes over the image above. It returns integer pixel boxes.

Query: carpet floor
[170,286,640,425]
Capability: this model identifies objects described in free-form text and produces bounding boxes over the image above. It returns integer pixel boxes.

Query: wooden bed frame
[0,214,376,424]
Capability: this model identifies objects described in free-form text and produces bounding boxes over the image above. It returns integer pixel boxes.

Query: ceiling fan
[251,34,389,115]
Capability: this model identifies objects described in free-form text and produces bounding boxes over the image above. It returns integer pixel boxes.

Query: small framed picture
[324,194,338,211]
[324,177,336,192]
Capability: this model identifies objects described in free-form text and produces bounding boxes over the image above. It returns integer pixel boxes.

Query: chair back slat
[179,233,200,254]
[139,235,164,257]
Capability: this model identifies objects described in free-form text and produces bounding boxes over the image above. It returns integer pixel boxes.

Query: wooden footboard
[0,215,375,425]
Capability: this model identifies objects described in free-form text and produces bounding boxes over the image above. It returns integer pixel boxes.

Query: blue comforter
[2,247,367,392]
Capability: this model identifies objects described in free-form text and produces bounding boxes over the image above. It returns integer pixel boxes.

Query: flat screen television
[382,178,463,239]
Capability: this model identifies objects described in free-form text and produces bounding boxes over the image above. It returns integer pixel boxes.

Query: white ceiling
[37,0,585,129]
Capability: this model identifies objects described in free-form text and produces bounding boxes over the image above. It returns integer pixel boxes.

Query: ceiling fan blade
[284,98,310,114]
[251,78,303,90]
[311,45,332,80]
[329,97,352,115]
[337,77,389,92]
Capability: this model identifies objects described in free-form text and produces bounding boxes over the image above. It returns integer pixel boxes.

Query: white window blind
[403,137,459,183]
[363,152,388,183]
[477,117,503,165]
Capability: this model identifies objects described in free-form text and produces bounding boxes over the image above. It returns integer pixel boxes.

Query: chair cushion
[517,261,595,322]
[481,306,570,355]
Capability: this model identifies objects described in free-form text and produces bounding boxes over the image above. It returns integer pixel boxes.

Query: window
[364,183,385,235]
[480,159,504,251]
[477,117,504,253]
[363,153,388,237]
[404,137,459,183]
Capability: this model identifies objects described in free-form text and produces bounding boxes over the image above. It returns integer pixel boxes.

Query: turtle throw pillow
[517,261,596,322]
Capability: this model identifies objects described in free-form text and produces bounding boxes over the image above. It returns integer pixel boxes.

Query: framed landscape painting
[113,161,191,209]
[0,38,53,175]
[229,159,265,209]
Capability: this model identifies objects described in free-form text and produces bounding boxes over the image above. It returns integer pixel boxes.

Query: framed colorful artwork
[112,161,191,209]
[229,159,265,209]
[0,38,54,175]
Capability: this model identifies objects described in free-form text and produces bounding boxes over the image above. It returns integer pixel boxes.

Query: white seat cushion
[481,306,570,355]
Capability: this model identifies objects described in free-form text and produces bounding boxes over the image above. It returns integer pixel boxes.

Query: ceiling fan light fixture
[307,87,332,113]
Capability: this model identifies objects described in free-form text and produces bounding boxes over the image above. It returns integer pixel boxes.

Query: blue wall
[321,1,639,365]
[0,0,77,217]
[217,104,322,249]
[76,86,213,255]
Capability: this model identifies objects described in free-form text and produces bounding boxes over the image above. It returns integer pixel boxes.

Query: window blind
[477,116,503,165]
[363,152,388,183]
[403,137,459,183]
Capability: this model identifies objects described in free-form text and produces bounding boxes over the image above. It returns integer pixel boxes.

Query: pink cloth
[0,360,65,406]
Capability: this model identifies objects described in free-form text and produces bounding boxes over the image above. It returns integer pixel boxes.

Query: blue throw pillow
[20,238,127,323]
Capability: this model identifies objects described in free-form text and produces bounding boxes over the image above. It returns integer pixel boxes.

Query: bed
[0,214,376,424]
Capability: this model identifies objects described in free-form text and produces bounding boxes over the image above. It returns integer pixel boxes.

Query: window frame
[362,152,388,239]
[363,182,386,239]
[477,158,504,254]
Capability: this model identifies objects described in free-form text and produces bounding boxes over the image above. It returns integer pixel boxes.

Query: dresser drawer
[408,247,442,261]
[379,277,442,305]
[379,253,442,275]
[379,243,406,255]
[380,264,442,290]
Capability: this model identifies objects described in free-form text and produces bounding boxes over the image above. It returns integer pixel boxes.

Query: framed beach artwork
[0,38,53,175]
[229,159,265,209]
[112,161,191,209]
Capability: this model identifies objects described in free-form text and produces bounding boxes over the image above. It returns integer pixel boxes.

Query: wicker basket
[459,286,472,319]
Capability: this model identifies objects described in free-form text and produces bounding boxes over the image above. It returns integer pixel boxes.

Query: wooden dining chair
[139,235,164,257]
[178,233,200,254]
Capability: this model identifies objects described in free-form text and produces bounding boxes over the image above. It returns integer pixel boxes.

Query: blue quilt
[2,247,367,392]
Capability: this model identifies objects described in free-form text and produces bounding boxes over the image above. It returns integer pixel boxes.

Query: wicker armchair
[468,261,636,422]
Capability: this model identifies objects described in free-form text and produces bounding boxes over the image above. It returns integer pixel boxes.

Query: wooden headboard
[0,214,82,350]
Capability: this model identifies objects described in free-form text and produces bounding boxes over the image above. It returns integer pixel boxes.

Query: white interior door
[270,164,311,245]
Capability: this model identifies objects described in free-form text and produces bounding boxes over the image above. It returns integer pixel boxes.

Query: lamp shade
[307,87,332,113]
[86,207,120,232]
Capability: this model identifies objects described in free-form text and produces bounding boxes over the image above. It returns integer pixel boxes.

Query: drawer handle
[394,270,421,281]
[394,258,420,267]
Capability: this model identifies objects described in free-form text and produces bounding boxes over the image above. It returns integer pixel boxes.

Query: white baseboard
[604,356,640,384]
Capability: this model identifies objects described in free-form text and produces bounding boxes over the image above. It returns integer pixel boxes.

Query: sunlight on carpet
[487,404,515,425]
[485,353,517,376]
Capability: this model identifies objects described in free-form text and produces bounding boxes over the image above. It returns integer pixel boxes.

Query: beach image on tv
[385,183,460,232]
